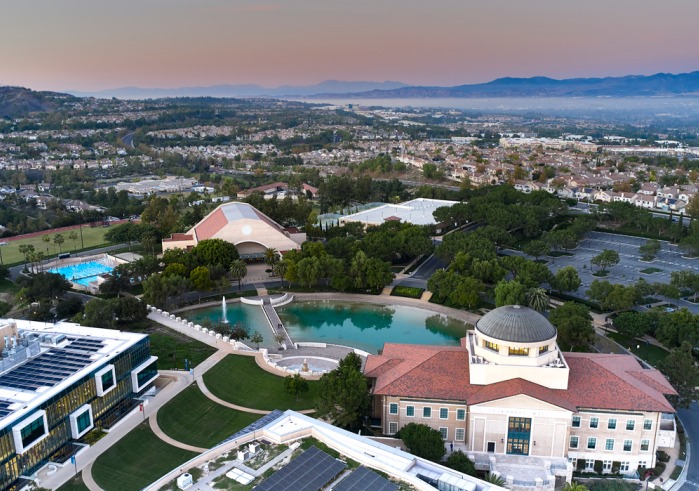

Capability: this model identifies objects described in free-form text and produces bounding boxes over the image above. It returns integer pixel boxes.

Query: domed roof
[476,305,557,343]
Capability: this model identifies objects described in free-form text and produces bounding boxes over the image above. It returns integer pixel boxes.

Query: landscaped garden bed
[640,267,662,274]
[391,285,424,299]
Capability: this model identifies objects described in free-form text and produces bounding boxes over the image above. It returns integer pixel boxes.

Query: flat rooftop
[0,319,147,428]
[339,198,458,226]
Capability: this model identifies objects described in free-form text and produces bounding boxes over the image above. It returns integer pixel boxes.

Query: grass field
[57,473,90,491]
[203,355,319,411]
[1,226,111,265]
[157,384,261,448]
[147,329,217,371]
[607,332,670,366]
[92,422,197,491]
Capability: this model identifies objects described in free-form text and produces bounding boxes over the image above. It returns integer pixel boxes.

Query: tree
[18,272,71,302]
[189,266,212,291]
[41,234,51,255]
[484,474,507,487]
[549,302,594,350]
[284,373,309,401]
[229,259,247,291]
[314,352,369,430]
[264,248,280,269]
[638,239,661,262]
[551,266,581,294]
[563,484,590,491]
[450,276,483,309]
[525,287,549,312]
[494,280,526,307]
[445,450,477,476]
[523,240,549,261]
[685,194,699,219]
[590,249,620,273]
[68,230,79,251]
[250,331,264,349]
[273,261,288,288]
[53,233,65,253]
[191,239,239,269]
[140,231,157,255]
[659,342,699,407]
[397,423,446,462]
[670,270,699,302]
[613,312,652,339]
[296,256,322,288]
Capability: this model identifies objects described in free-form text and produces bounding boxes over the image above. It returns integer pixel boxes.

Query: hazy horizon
[2,0,698,92]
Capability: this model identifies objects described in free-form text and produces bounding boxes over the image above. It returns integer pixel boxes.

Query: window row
[571,459,633,473]
[572,416,652,431]
[570,436,650,452]
[387,422,465,441]
[483,341,550,356]
[390,404,465,421]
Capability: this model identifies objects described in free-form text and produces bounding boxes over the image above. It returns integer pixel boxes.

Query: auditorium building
[365,306,677,489]
[0,319,158,490]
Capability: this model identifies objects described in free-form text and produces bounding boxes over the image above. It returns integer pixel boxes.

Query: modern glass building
[0,319,158,490]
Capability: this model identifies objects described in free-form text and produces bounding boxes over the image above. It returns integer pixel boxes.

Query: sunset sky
[2,0,697,92]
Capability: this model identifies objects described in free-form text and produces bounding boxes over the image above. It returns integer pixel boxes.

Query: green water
[278,301,468,353]
[187,300,469,353]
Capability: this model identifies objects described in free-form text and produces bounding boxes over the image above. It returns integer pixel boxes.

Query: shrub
[594,460,604,474]
[656,450,670,463]
[391,285,424,299]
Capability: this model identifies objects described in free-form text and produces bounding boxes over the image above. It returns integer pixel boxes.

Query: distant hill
[69,80,410,99]
[319,71,699,98]
[0,86,78,118]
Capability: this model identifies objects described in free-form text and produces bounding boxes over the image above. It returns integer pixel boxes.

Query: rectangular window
[439,427,448,440]
[623,440,632,452]
[484,340,499,352]
[620,462,629,472]
[626,420,635,431]
[456,428,465,441]
[389,403,398,415]
[423,407,432,418]
[20,416,46,448]
[406,406,415,417]
[456,409,466,421]
[603,461,612,472]
[587,437,597,450]
[643,419,652,431]
[389,422,398,434]
[539,345,549,354]
[585,459,595,471]
[101,370,115,390]
[572,416,581,428]
[440,408,449,419]
[605,439,614,451]
[608,418,617,430]
[590,417,599,429]
[641,439,650,451]
[76,410,91,433]
[508,346,529,356]
[569,436,579,449]
[639,461,647,468]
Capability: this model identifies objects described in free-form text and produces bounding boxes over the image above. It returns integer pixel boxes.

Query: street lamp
[0,242,6,265]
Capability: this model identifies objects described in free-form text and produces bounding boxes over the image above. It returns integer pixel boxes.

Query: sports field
[1,226,110,265]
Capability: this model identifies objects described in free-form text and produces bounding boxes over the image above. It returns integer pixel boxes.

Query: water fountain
[301,359,309,373]
[221,296,228,323]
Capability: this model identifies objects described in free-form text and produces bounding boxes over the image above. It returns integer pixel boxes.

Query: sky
[1,0,698,92]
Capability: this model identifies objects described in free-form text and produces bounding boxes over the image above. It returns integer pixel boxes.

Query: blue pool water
[48,261,115,286]
[189,300,469,353]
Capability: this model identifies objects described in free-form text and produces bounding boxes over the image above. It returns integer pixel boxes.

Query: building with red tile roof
[364,306,677,489]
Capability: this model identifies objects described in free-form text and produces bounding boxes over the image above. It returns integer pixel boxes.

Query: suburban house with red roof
[364,305,678,489]
[161,202,304,259]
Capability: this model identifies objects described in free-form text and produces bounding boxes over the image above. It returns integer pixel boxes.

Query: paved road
[677,403,698,491]
[121,131,135,149]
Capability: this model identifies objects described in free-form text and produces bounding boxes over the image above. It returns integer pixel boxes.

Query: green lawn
[606,332,670,366]
[592,270,610,277]
[57,473,90,491]
[92,422,198,491]
[640,267,663,274]
[203,355,319,411]
[2,225,110,266]
[0,278,19,295]
[157,384,261,448]
[147,330,217,370]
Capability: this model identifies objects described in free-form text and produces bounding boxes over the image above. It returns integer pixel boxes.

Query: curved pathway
[148,408,208,453]
[197,377,315,415]
[81,461,102,491]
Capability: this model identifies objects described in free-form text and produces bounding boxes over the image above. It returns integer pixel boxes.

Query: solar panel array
[333,466,399,491]
[0,400,13,418]
[253,446,346,491]
[0,338,103,391]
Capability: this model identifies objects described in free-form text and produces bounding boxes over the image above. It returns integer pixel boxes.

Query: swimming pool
[48,261,115,286]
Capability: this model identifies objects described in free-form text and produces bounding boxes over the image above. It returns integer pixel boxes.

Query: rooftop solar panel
[332,466,398,491]
[0,401,13,418]
[254,446,346,491]
[0,347,92,391]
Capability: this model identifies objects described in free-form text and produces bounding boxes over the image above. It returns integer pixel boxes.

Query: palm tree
[273,261,288,288]
[68,230,79,251]
[484,473,506,487]
[41,234,51,256]
[140,232,157,256]
[229,259,247,291]
[264,248,279,269]
[563,483,589,491]
[525,287,549,312]
[53,233,65,254]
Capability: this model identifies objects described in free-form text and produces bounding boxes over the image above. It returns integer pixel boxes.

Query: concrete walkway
[197,378,270,415]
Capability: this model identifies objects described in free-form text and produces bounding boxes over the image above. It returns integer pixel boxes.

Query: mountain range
[66,71,699,100]
[0,86,78,118]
